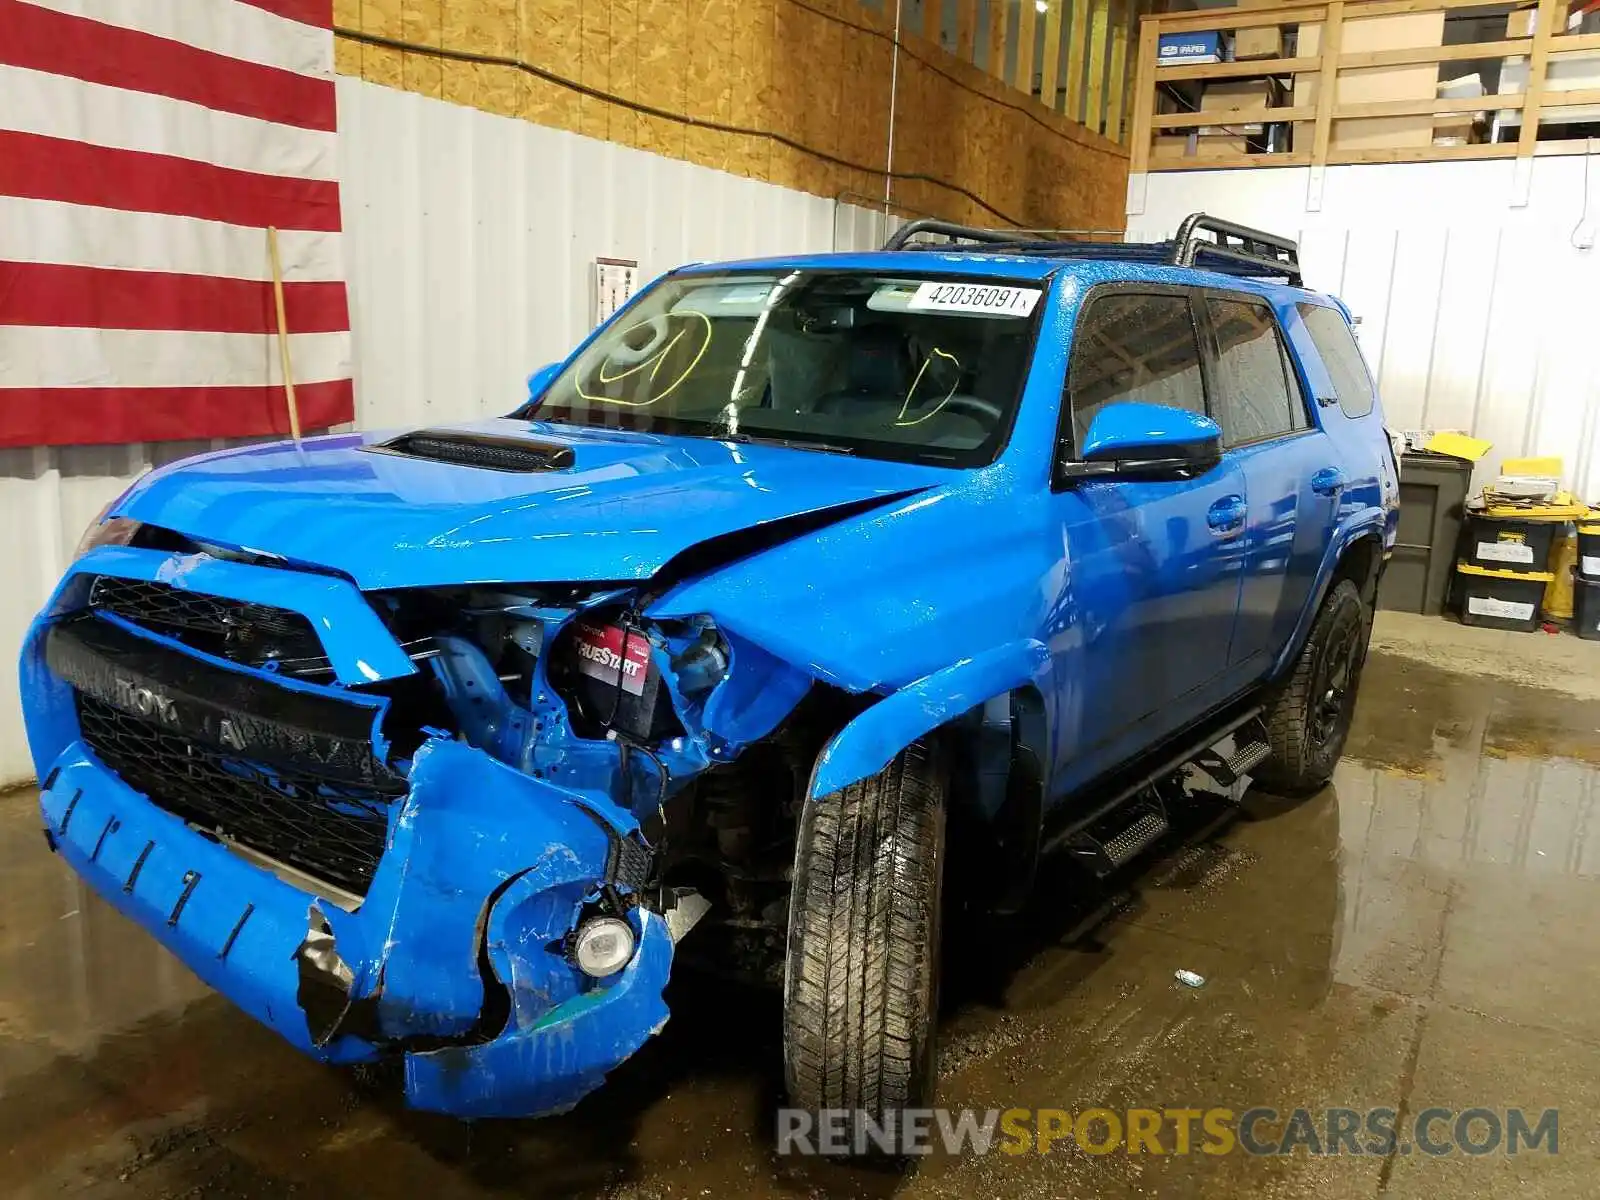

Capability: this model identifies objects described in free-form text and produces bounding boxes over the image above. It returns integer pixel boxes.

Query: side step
[1040,704,1269,871]
[1186,718,1271,801]
[1066,800,1170,877]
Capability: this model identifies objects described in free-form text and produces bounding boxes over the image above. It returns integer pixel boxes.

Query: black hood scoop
[365,429,577,473]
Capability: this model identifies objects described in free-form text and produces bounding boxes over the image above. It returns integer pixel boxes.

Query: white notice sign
[594,257,639,326]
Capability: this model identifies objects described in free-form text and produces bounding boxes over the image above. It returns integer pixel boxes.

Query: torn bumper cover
[23,608,674,1120]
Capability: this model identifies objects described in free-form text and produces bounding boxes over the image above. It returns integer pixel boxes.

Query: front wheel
[783,740,945,1118]
[1257,579,1369,792]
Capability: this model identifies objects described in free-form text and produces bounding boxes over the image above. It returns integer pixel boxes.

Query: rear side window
[1067,292,1206,450]
[1205,297,1309,446]
[1297,302,1376,418]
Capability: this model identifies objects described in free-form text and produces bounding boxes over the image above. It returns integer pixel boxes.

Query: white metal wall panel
[337,78,891,427]
[0,78,898,788]
[1,438,228,786]
[1131,155,1600,500]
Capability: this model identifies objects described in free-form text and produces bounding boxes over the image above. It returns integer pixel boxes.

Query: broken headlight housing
[72,499,142,562]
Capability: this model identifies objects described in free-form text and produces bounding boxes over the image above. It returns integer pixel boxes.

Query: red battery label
[572,622,651,696]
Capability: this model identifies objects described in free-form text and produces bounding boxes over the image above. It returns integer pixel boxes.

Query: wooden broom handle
[266,226,302,442]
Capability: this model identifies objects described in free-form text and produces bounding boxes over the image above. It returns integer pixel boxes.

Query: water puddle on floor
[0,643,1596,1199]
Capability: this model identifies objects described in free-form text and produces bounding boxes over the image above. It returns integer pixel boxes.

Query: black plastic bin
[1579,520,1600,580]
[1575,575,1600,641]
[1462,514,1558,573]
[1455,564,1552,632]
[1378,451,1474,615]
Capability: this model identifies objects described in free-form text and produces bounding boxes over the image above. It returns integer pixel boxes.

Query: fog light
[573,916,636,977]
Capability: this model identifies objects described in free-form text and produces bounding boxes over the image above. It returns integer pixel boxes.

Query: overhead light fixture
[1035,0,1048,11]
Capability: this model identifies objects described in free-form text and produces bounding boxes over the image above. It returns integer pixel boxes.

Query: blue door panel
[1045,464,1247,799]
[1224,432,1339,671]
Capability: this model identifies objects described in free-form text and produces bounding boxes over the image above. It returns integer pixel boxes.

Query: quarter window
[1066,292,1206,451]
[1297,302,1376,418]
[1205,297,1308,446]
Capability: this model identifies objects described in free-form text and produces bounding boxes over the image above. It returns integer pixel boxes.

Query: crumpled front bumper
[21,550,675,1119]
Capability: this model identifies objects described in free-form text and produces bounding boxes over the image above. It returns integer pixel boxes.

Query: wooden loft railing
[910,0,1158,144]
[1129,0,1600,174]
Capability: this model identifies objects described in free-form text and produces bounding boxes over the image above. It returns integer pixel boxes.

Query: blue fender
[809,638,1050,798]
[1271,505,1391,678]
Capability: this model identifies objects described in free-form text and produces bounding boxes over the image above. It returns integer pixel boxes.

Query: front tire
[783,740,945,1118]
[1258,579,1369,792]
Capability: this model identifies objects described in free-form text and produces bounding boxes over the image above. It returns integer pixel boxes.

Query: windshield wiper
[719,432,856,456]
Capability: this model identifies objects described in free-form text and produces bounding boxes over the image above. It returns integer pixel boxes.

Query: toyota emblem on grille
[108,677,179,726]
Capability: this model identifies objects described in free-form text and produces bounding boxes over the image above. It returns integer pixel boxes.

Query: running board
[1042,706,1271,869]
[1185,717,1271,801]
[1067,801,1171,877]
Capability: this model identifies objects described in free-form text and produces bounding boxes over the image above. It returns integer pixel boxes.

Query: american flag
[0,0,355,447]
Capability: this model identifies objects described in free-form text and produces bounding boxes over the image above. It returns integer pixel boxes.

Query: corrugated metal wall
[336,79,901,428]
[1131,156,1600,501]
[0,78,900,789]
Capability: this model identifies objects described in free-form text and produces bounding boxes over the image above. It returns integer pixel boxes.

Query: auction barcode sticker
[906,281,1041,317]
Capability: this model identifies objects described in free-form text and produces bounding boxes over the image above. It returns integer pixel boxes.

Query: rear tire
[1257,579,1369,793]
[783,740,945,1120]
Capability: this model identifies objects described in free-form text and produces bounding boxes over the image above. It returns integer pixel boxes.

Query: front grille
[76,693,403,895]
[89,577,331,676]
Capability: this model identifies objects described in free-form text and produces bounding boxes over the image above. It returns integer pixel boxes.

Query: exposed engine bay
[76,526,878,992]
[357,580,848,981]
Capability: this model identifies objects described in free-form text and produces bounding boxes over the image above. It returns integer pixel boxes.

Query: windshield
[520,270,1044,465]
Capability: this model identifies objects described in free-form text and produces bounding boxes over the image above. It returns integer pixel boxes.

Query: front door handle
[1311,467,1345,496]
[1207,494,1247,535]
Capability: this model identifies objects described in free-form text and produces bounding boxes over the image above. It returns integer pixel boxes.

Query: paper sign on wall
[594,257,639,326]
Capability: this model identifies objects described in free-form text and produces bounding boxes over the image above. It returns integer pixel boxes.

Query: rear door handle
[1207,494,1247,535]
[1311,467,1345,496]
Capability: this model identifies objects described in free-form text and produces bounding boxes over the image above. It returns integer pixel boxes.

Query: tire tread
[1258,579,1366,792]
[784,741,944,1114]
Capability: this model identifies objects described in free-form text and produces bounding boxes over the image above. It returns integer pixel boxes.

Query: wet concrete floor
[2,634,1599,1198]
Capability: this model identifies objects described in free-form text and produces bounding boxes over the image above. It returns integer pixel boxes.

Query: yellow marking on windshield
[894,348,962,426]
[596,328,686,385]
[576,310,712,408]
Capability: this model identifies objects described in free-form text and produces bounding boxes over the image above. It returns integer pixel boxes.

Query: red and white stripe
[0,0,354,448]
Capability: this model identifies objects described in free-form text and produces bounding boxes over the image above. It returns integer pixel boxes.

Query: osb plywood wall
[330,0,1130,230]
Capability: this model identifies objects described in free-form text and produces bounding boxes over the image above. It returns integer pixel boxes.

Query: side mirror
[1059,402,1222,483]
[525,363,560,405]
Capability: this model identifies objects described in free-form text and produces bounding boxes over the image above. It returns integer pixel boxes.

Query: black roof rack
[882,212,1302,286]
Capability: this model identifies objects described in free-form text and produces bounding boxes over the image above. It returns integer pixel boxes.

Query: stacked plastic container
[1454,514,1559,632]
[1576,519,1600,640]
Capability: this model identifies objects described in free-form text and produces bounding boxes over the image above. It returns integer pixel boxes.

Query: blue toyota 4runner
[20,214,1398,1123]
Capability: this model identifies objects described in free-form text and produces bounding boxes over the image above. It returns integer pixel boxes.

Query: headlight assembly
[72,499,142,562]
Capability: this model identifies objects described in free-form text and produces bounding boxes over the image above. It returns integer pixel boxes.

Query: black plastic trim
[47,615,395,789]
[365,429,577,473]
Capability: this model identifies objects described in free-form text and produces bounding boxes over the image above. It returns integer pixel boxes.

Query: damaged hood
[115,419,946,590]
